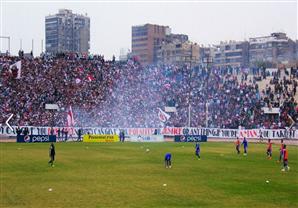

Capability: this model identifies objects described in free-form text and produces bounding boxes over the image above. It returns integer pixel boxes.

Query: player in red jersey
[266,139,272,159]
[281,144,290,171]
[235,137,240,154]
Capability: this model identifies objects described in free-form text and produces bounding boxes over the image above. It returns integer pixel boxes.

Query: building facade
[45,9,90,54]
[199,46,216,67]
[157,40,200,66]
[213,41,249,68]
[249,32,295,67]
[165,34,189,44]
[131,24,170,65]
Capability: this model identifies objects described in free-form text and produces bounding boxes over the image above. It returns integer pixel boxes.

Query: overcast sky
[0,0,297,59]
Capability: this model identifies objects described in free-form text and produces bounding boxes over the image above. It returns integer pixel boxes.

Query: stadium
[1,1,298,208]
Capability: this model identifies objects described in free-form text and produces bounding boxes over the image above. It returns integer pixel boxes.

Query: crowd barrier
[2,126,297,140]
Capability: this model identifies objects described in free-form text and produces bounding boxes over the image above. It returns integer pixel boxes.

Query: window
[132,31,148,37]
[132,43,147,48]
[225,52,242,57]
[215,54,221,58]
[132,37,148,42]
[132,26,148,35]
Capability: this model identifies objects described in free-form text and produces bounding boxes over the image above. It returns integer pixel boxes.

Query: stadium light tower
[0,36,11,54]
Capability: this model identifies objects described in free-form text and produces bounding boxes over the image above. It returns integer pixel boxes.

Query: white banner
[0,126,297,140]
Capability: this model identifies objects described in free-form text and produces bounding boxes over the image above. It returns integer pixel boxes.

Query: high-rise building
[45,9,90,54]
[131,24,171,65]
[213,40,249,68]
[249,32,295,67]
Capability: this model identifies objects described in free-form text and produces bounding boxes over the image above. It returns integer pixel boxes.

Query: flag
[158,108,170,123]
[87,74,95,82]
[164,83,171,89]
[66,106,75,127]
[66,106,75,135]
[10,61,21,79]
[288,114,295,127]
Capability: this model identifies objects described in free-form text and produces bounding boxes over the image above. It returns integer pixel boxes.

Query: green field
[1,142,297,208]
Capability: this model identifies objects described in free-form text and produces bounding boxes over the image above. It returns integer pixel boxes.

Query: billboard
[83,134,119,142]
[17,135,56,143]
[174,135,207,142]
[1,126,297,140]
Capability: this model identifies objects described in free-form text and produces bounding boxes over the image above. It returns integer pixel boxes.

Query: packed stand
[0,53,297,129]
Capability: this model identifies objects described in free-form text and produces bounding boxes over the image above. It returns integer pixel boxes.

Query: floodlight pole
[32,39,34,54]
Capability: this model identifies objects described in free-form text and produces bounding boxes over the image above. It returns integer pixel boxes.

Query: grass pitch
[1,142,298,208]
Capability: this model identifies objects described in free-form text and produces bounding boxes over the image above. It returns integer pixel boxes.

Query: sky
[0,0,297,59]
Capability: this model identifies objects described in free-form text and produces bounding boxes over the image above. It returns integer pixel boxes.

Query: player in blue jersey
[195,142,201,160]
[164,153,172,168]
[242,137,248,156]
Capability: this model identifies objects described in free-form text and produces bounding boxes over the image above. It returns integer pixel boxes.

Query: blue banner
[174,135,207,142]
[17,135,57,143]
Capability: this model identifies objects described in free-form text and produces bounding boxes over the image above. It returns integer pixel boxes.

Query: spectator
[0,54,296,129]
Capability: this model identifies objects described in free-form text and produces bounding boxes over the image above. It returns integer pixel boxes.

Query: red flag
[87,74,95,82]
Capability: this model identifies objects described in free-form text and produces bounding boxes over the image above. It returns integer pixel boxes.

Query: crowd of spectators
[0,53,297,129]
